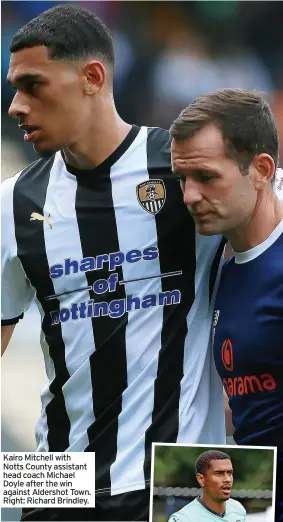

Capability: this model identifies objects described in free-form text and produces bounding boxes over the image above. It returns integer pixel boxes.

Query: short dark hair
[9,4,114,66]
[170,89,279,175]
[195,450,231,475]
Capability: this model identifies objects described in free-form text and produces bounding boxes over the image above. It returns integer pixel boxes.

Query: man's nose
[8,92,30,120]
[183,178,203,207]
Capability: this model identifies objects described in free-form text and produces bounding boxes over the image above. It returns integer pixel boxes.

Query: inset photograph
[150,444,276,522]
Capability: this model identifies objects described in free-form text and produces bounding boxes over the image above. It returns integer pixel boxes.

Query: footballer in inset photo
[150,444,276,522]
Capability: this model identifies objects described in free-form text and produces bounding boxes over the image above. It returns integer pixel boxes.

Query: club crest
[136,179,166,215]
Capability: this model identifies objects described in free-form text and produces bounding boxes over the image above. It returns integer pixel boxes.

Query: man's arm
[1,324,16,355]
[1,176,35,342]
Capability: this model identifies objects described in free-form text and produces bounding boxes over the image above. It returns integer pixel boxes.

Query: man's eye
[197,174,215,183]
[27,82,40,93]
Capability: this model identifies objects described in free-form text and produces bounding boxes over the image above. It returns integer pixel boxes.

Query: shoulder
[168,512,187,522]
[146,126,171,145]
[227,498,246,516]
[168,499,200,522]
[2,155,57,215]
[1,170,23,218]
[13,155,56,187]
[1,155,56,219]
[145,126,171,170]
[2,156,55,194]
[1,169,23,196]
[168,509,189,522]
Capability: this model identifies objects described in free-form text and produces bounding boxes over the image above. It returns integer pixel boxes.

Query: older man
[170,88,283,521]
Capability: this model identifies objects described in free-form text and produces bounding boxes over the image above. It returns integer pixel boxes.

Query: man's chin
[218,496,230,502]
[215,493,231,502]
[195,223,222,236]
[33,143,59,158]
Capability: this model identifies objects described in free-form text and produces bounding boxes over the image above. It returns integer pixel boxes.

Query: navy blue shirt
[213,220,283,448]
[213,220,283,521]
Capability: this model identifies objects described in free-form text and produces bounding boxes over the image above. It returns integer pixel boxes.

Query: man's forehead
[209,459,233,471]
[171,124,225,156]
[171,147,220,163]
[171,150,223,174]
[9,46,51,68]
[8,46,55,81]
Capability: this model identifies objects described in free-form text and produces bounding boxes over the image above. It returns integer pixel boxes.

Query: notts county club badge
[136,179,166,215]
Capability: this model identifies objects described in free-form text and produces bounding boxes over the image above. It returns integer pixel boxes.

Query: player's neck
[225,190,283,253]
[200,494,226,516]
[63,104,132,171]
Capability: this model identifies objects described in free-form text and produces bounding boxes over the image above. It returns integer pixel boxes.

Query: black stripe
[209,237,227,303]
[143,128,196,481]
[75,170,128,492]
[13,157,71,451]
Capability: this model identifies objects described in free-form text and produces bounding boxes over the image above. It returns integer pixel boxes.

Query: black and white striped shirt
[1,126,226,496]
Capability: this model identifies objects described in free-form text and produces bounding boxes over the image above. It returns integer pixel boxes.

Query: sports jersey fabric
[168,497,246,522]
[2,125,226,496]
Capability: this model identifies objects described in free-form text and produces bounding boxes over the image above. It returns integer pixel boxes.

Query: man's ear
[251,153,275,190]
[82,60,106,95]
[196,472,204,488]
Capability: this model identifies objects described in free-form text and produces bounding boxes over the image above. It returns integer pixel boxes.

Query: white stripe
[34,297,55,451]
[177,233,225,444]
[1,171,35,320]
[109,126,163,494]
[42,153,95,450]
[2,172,52,451]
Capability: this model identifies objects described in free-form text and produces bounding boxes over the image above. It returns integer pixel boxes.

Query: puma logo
[30,212,52,229]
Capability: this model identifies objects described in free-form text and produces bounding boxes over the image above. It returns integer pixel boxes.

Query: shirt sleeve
[1,174,35,324]
[168,511,189,522]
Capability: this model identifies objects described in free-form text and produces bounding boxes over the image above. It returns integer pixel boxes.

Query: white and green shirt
[168,497,246,522]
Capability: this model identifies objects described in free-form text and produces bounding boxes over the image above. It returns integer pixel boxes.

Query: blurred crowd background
[152,446,275,522]
[2,0,283,178]
[1,2,282,521]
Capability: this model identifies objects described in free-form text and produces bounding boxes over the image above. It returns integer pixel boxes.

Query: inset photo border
[150,443,277,522]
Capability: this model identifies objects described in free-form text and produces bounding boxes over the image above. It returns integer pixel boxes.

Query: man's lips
[192,211,212,219]
[19,124,39,133]
[23,129,40,142]
[19,125,41,142]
